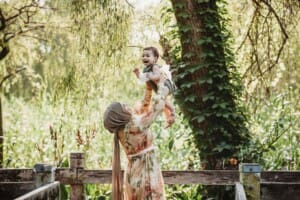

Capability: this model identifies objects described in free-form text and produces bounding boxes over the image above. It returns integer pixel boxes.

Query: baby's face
[141,50,157,66]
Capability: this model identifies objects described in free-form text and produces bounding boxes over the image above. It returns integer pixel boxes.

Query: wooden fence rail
[1,168,300,200]
[1,152,300,200]
[2,168,299,184]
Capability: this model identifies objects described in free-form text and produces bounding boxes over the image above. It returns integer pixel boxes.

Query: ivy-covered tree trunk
[169,1,250,197]
[170,0,250,168]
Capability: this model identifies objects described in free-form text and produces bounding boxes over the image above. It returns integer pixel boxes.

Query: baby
[133,46,176,128]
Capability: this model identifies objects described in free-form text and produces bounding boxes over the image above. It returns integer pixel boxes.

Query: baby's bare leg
[155,85,176,127]
[164,99,176,128]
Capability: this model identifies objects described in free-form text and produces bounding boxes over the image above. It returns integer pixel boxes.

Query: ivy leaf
[197,37,213,45]
[183,38,191,44]
[178,12,189,19]
[206,78,213,84]
[220,103,227,109]
[186,66,200,73]
[212,103,219,109]
[207,52,215,57]
[198,77,213,85]
[181,25,192,33]
[200,50,208,57]
[213,142,232,152]
[197,39,206,45]
[183,52,194,58]
[192,115,205,123]
[174,3,184,9]
[202,92,215,101]
[222,113,230,118]
[181,81,196,89]
[184,95,197,103]
[196,115,205,123]
[178,71,189,79]
[206,37,212,43]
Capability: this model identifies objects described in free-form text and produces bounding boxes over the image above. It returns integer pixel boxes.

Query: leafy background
[1,0,299,199]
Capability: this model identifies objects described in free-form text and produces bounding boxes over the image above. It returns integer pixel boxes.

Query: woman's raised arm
[133,98,165,131]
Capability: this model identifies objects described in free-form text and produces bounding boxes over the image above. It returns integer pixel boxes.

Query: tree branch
[0,46,9,60]
[125,0,135,9]
[4,25,45,42]
[0,8,5,31]
[0,67,26,89]
[241,0,291,87]
[235,7,258,53]
[259,0,289,39]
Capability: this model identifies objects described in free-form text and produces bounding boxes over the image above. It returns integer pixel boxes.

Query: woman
[103,98,166,200]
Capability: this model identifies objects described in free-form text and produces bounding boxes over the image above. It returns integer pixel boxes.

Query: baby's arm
[133,68,148,82]
[145,65,161,82]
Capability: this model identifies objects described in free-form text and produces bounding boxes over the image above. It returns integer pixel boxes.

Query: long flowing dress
[118,104,166,200]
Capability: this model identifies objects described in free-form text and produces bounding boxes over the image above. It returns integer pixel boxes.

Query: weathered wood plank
[55,169,114,184]
[2,169,300,185]
[261,182,300,200]
[69,152,85,200]
[77,169,113,184]
[261,171,300,183]
[0,169,33,182]
[162,170,239,185]
[55,168,77,184]
[14,181,60,200]
[0,182,35,200]
[57,170,239,185]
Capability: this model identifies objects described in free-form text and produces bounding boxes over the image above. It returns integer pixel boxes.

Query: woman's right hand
[153,97,165,112]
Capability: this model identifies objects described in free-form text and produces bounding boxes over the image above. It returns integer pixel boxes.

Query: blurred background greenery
[0,0,299,199]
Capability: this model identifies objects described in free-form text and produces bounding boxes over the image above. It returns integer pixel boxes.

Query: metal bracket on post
[33,163,55,188]
[239,163,261,200]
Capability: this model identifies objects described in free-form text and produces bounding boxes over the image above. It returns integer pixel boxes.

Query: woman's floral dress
[118,102,166,200]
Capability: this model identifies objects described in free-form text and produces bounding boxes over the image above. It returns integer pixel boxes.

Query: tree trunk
[0,96,3,168]
[168,0,250,198]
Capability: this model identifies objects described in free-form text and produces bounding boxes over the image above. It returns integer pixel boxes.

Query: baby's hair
[143,46,159,58]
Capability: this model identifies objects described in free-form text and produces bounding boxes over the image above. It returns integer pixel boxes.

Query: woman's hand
[153,96,165,111]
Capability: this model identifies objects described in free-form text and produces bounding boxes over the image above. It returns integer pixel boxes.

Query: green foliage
[85,184,111,200]
[3,96,201,198]
[240,90,300,170]
[166,184,202,200]
[1,0,132,101]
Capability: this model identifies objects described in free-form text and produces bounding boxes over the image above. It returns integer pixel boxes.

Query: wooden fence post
[70,152,85,200]
[33,163,55,188]
[239,163,261,200]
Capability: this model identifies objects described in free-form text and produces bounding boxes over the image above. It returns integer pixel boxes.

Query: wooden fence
[1,152,300,200]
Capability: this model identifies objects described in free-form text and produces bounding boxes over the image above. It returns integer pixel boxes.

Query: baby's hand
[133,68,140,77]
